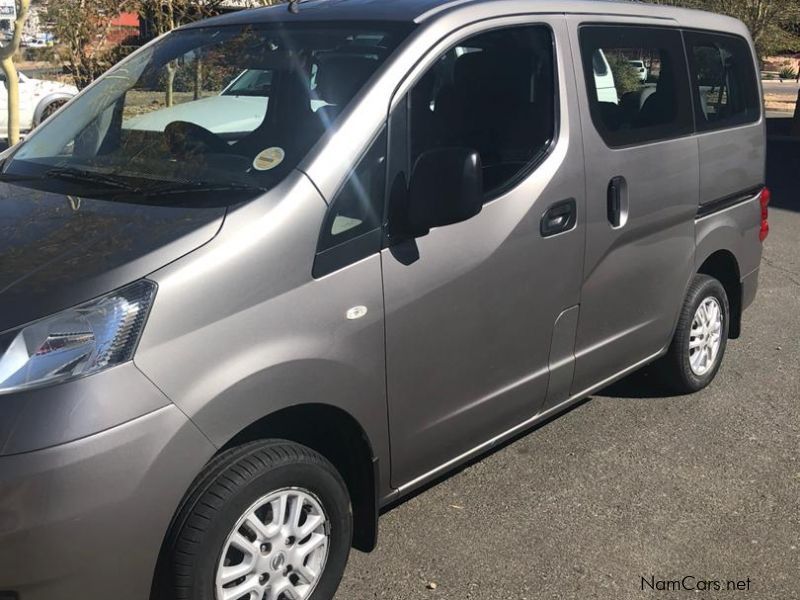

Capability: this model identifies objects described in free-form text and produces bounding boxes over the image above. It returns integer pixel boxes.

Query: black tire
[658,274,730,394]
[39,99,67,124]
[165,440,352,600]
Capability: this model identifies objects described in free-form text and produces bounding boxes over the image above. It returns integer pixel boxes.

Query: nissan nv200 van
[0,1,767,599]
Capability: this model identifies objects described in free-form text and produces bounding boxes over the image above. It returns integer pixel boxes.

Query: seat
[597,101,625,131]
[233,71,324,163]
[635,56,677,128]
[434,48,549,178]
[620,87,656,125]
[313,54,380,125]
[409,70,440,162]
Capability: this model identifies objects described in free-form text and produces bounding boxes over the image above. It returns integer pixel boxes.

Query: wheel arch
[33,92,74,127]
[150,403,379,599]
[693,194,763,341]
[218,403,380,553]
[697,249,742,339]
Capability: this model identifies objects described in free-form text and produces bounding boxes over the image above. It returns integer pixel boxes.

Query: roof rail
[414,0,479,23]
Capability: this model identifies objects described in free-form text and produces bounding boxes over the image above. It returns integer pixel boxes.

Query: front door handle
[541,198,577,238]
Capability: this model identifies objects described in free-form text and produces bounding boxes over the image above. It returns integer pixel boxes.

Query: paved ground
[762,80,800,96]
[337,146,800,599]
[763,81,799,115]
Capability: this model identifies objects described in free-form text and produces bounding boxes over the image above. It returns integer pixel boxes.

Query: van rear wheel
[166,440,352,600]
[659,274,730,394]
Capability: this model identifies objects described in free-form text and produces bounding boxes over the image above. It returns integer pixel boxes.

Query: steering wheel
[164,121,231,159]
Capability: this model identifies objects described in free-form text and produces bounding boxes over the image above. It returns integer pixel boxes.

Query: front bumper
[0,404,216,600]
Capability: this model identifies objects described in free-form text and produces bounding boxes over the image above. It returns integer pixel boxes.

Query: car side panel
[691,29,765,313]
[381,15,587,489]
[566,15,700,395]
[695,194,763,279]
[134,173,392,497]
[697,125,765,210]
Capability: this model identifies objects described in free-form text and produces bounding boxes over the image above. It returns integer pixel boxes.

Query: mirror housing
[403,147,483,238]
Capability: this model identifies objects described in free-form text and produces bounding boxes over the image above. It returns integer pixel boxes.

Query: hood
[123,95,269,134]
[25,76,79,96]
[0,181,225,332]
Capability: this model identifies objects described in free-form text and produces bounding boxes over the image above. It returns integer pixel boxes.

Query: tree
[48,0,140,89]
[0,0,31,145]
[51,0,287,94]
[650,0,800,58]
[139,1,226,105]
[606,52,642,98]
[138,0,286,106]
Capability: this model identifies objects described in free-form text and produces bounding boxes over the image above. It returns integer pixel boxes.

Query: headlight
[0,280,156,394]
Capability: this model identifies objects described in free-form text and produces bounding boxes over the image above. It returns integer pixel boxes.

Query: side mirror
[403,147,483,238]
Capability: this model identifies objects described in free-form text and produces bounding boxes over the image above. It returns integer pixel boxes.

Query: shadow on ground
[596,364,681,399]
[767,139,800,213]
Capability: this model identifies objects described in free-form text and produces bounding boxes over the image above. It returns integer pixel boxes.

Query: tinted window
[408,25,556,198]
[685,31,760,131]
[580,26,693,147]
[318,128,387,252]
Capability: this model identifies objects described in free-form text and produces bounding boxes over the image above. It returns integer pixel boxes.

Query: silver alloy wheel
[216,487,330,600]
[689,296,723,376]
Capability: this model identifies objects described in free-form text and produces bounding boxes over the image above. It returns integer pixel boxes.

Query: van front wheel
[166,440,352,600]
[660,274,730,394]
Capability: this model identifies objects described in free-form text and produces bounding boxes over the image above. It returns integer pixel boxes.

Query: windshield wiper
[44,167,266,198]
[46,167,144,193]
[0,172,42,183]
[137,180,268,197]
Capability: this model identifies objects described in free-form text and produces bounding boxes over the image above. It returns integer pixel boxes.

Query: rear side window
[579,26,693,147]
[685,31,760,131]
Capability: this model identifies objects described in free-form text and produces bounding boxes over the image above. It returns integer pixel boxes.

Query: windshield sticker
[253,147,286,171]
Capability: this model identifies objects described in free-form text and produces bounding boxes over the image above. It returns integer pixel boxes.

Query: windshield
[2,22,411,205]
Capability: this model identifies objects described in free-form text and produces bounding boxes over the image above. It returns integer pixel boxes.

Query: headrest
[272,71,314,119]
[454,52,495,91]
[315,54,379,106]
[454,50,533,103]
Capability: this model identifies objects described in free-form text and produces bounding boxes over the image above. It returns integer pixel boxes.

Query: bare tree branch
[0,0,32,145]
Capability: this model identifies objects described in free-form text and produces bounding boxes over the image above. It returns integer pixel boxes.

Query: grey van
[0,1,767,599]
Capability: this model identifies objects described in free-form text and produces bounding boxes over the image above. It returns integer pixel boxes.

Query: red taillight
[759,187,771,242]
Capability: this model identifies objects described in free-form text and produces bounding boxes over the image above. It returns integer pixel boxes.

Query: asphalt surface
[336,148,800,599]
[763,80,800,96]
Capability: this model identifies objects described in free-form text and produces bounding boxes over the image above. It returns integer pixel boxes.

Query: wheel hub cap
[689,297,723,376]
[270,553,286,571]
[216,488,330,600]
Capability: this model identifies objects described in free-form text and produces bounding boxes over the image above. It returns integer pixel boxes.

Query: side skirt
[382,347,666,504]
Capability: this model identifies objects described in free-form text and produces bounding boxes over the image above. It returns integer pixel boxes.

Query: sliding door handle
[607,176,627,228]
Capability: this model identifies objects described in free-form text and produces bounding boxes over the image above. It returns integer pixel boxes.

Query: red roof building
[108,12,141,45]
[111,13,141,28]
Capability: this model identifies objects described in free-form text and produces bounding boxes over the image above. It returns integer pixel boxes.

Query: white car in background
[1,71,78,139]
[628,59,649,82]
[592,49,618,104]
[123,69,329,134]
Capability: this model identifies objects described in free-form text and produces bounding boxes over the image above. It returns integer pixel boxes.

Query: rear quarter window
[684,30,761,131]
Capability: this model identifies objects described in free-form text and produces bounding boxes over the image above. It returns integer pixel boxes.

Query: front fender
[135,172,392,498]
